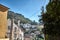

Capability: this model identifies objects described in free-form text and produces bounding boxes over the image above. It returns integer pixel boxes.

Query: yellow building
[0,4,9,38]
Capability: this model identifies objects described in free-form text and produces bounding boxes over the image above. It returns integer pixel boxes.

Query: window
[14,27,17,32]
[19,34,22,40]
[14,33,17,38]
[20,34,22,37]
[7,32,10,37]
[8,26,11,30]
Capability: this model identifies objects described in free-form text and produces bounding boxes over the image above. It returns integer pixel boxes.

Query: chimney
[18,20,20,27]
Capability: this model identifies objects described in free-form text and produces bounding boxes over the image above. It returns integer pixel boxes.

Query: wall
[0,38,9,40]
[0,10,8,38]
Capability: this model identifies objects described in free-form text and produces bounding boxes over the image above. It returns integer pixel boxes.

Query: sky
[0,0,49,22]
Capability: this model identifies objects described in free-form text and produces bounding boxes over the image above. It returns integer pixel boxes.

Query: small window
[19,34,22,40]
[14,33,17,38]
[8,26,11,30]
[20,34,22,37]
[14,27,17,32]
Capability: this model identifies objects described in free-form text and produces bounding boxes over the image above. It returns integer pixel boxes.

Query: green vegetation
[39,0,60,40]
[30,20,38,25]
[7,11,38,24]
[7,11,32,24]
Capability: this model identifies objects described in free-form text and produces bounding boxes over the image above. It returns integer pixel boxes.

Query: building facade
[7,19,24,40]
[0,4,9,38]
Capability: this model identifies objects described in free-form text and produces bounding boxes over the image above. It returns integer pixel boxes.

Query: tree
[30,20,38,25]
[39,0,60,40]
[8,11,32,24]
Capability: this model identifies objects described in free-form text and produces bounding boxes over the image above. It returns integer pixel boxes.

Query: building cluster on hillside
[6,18,44,40]
[23,24,44,40]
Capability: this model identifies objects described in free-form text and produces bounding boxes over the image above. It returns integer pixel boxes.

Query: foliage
[30,20,38,25]
[39,0,60,35]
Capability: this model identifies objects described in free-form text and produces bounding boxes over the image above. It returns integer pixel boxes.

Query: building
[23,23,31,31]
[0,4,9,38]
[23,23,31,28]
[37,24,44,31]
[24,34,31,40]
[7,19,24,40]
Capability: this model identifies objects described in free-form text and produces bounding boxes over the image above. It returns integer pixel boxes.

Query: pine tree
[39,0,60,40]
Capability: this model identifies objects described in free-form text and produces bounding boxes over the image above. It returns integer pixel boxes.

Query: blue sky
[0,0,49,22]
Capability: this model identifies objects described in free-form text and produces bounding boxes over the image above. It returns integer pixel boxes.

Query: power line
[29,9,40,19]
[29,0,43,18]
[29,0,46,19]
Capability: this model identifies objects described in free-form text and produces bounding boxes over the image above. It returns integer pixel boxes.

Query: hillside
[7,11,32,24]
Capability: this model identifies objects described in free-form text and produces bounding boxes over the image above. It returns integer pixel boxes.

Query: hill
[7,11,32,24]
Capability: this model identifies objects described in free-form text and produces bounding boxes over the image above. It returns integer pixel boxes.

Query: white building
[23,23,31,31]
[37,24,44,31]
[7,19,24,40]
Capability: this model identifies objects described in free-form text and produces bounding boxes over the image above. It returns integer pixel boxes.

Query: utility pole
[9,13,14,40]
